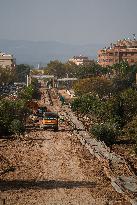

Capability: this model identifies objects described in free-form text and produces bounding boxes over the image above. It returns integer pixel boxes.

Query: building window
[109,53,113,56]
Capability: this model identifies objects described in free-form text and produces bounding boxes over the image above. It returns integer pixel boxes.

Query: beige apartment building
[69,55,92,65]
[98,39,137,67]
[0,52,16,68]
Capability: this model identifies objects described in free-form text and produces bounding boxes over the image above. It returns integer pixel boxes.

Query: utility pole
[52,77,55,88]
[26,75,29,87]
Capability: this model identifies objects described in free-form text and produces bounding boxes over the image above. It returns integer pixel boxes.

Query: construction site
[0,81,137,205]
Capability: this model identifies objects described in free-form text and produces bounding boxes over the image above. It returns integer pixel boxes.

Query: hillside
[0,39,104,66]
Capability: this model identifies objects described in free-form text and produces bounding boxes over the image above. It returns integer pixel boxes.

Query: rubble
[0,88,133,205]
[62,104,137,205]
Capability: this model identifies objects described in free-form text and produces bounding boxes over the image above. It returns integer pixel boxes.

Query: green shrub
[71,97,82,112]
[10,119,25,134]
[134,142,137,155]
[71,94,101,114]
[123,115,137,140]
[91,122,119,146]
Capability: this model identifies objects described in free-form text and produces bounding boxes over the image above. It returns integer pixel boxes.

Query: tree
[18,84,35,101]
[0,66,15,85]
[46,60,67,78]
[15,64,31,82]
[0,99,29,136]
[73,77,112,98]
[120,88,137,123]
[10,119,25,134]
[71,94,101,115]
[91,122,118,146]
[111,62,137,93]
[75,62,105,79]
[63,62,78,77]
[121,115,137,155]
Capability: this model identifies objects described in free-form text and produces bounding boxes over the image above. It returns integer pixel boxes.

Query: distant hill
[0,39,104,66]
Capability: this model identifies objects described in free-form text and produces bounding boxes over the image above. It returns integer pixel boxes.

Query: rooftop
[100,38,137,52]
[72,55,89,60]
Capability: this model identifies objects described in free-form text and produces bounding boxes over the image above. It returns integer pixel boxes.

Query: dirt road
[0,88,130,205]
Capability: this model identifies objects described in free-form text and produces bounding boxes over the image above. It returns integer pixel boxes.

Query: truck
[39,112,59,131]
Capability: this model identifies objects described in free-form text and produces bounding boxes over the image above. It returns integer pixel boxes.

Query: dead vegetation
[0,88,133,205]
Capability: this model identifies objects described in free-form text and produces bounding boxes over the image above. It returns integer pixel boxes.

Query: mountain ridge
[0,39,104,66]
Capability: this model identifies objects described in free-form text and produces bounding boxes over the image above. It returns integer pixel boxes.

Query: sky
[0,0,137,45]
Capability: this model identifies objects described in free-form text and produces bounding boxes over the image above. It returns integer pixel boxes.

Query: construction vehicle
[39,112,59,131]
[36,106,48,116]
[29,104,48,124]
[27,100,58,131]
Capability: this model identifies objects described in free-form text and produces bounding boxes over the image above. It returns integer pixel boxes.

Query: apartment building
[98,39,137,67]
[0,52,16,68]
[69,55,92,66]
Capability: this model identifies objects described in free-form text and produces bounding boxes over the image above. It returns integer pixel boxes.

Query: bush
[134,143,137,155]
[71,94,101,114]
[71,97,82,112]
[91,122,119,146]
[123,115,137,139]
[0,98,30,136]
[10,119,25,134]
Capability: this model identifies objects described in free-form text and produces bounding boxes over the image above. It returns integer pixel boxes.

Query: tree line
[38,59,137,152]
[1,59,137,153]
[71,61,137,153]
[0,64,39,136]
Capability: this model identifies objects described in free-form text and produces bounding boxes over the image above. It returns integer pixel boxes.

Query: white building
[0,52,16,68]
[69,55,92,66]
